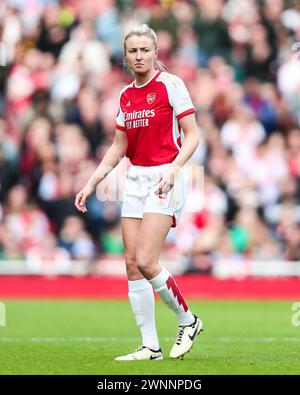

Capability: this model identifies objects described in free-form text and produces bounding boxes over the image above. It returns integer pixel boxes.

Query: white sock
[148,268,194,326]
[128,278,160,351]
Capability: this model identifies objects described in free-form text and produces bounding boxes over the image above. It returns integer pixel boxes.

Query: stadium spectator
[3,184,51,252]
[0,224,25,261]
[58,215,97,260]
[26,231,71,276]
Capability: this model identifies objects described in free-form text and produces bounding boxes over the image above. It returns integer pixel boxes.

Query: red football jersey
[116,70,195,166]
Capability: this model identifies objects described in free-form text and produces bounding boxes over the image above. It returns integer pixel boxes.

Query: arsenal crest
[147,93,156,104]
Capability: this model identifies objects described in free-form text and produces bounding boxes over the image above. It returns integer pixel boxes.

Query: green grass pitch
[0,299,299,375]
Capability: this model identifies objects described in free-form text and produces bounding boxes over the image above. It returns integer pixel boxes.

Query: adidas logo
[126,100,131,107]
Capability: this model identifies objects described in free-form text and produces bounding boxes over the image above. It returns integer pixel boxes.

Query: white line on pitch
[0,337,299,343]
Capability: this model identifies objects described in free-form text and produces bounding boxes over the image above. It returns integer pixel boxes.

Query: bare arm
[154,113,200,195]
[172,113,200,168]
[86,130,128,189]
[75,130,128,212]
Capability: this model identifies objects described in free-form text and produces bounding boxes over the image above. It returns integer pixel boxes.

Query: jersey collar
[133,70,161,88]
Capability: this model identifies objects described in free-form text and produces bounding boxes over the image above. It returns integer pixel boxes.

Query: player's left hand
[154,164,179,198]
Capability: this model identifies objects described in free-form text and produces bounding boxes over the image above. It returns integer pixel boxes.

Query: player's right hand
[75,184,94,213]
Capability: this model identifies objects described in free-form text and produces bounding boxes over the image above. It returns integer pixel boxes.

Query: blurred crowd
[1,0,300,275]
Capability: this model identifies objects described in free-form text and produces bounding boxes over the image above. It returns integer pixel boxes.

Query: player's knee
[124,253,138,273]
[135,253,153,276]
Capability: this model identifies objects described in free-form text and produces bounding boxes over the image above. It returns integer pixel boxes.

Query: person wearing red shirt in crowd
[75,24,203,361]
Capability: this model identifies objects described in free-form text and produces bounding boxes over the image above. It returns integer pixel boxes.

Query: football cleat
[170,315,203,359]
[115,346,163,361]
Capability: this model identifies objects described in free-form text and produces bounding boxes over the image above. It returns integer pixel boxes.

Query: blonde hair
[123,24,167,72]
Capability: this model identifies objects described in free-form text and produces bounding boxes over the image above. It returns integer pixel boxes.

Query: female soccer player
[75,24,203,361]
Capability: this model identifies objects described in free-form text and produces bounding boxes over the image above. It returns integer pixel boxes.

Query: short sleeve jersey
[116,70,195,166]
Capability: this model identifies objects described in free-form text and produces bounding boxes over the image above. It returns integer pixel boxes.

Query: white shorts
[121,163,188,227]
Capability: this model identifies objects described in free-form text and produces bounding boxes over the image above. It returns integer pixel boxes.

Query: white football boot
[170,315,203,359]
[115,346,163,361]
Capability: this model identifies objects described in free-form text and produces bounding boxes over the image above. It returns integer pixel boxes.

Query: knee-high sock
[128,278,160,351]
[148,268,194,326]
